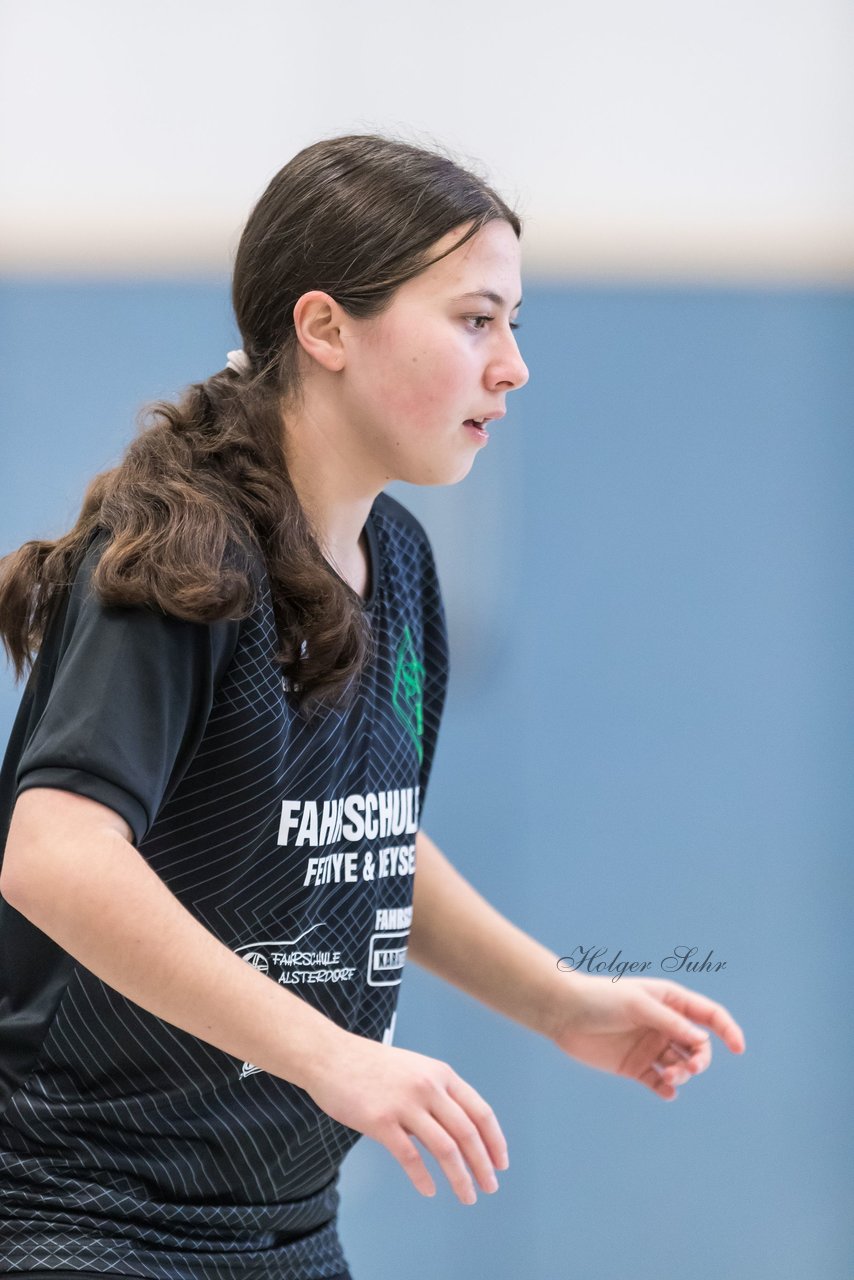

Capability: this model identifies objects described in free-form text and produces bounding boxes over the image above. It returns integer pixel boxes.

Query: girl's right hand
[304,1030,509,1205]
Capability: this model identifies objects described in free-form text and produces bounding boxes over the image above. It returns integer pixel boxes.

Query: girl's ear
[292,291,345,372]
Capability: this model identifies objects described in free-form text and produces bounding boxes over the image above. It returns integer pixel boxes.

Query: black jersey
[0,491,448,1279]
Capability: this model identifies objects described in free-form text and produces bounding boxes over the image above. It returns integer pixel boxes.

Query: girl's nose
[492,347,529,392]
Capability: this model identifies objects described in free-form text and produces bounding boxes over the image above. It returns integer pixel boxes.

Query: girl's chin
[410,459,478,488]
[382,439,481,488]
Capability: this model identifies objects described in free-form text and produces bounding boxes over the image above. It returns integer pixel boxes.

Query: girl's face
[338,218,529,487]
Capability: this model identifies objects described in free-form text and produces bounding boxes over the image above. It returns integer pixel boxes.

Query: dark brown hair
[0,132,521,708]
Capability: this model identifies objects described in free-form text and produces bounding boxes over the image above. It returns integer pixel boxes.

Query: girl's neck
[282,404,381,598]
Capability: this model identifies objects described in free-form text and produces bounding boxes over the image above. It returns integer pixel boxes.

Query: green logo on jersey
[392,625,425,763]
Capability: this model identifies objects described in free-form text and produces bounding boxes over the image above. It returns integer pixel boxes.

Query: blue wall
[1,279,852,1278]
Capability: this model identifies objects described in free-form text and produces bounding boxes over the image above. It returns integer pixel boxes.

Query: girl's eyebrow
[452,290,523,310]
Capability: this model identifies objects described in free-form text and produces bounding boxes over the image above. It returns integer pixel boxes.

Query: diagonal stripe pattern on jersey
[0,492,448,1279]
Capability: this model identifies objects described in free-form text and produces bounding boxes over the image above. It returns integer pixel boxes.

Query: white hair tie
[226,349,250,375]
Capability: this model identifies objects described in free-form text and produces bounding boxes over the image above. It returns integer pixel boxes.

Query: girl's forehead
[407,221,522,301]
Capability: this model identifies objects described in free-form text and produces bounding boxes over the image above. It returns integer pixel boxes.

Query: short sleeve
[14,534,242,846]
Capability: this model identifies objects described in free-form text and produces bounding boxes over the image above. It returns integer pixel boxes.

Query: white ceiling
[1,0,851,281]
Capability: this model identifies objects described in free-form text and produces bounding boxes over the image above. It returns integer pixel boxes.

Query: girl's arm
[408,829,746,1100]
[3,787,345,1086]
[407,828,571,1038]
[1,787,508,1202]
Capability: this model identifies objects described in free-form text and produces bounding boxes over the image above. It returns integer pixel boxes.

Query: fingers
[430,1086,504,1196]
[651,1039,708,1087]
[407,1112,489,1205]
[634,999,710,1060]
[309,1037,509,1203]
[639,979,748,1097]
[380,1070,507,1205]
[636,984,742,1059]
[637,1042,698,1100]
[640,1062,679,1101]
[383,1124,438,1199]
[658,983,746,1054]
[446,1074,510,1172]
[383,1113,492,1206]
[622,1025,711,1101]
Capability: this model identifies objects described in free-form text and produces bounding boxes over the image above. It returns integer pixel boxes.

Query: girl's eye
[467,315,522,332]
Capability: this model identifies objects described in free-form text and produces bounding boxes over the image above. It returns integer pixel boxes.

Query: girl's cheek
[372,339,460,421]
[384,370,440,422]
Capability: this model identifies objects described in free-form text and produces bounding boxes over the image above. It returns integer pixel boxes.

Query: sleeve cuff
[15,769,149,847]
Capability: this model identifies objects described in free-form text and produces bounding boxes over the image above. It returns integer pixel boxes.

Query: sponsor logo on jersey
[366,930,409,987]
[235,927,358,1080]
[392,625,425,762]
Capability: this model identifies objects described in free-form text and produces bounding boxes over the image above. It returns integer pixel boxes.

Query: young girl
[0,133,745,1279]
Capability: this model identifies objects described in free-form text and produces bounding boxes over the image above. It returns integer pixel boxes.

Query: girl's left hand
[551,974,746,1100]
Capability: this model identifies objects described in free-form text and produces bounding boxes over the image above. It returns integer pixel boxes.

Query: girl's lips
[464,419,490,442]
